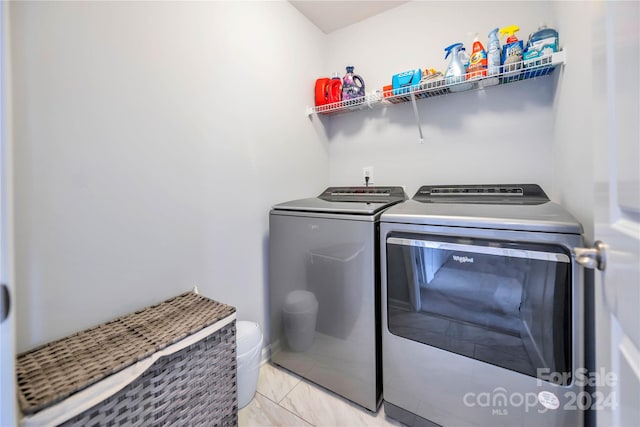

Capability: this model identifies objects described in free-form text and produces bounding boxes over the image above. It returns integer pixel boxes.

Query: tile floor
[239,362,405,427]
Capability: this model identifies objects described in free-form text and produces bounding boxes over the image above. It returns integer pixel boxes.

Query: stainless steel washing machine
[380,184,589,427]
[269,186,406,411]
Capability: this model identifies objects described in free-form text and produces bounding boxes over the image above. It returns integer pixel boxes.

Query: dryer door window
[386,233,572,384]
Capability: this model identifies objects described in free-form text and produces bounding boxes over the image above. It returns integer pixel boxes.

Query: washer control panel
[319,186,407,203]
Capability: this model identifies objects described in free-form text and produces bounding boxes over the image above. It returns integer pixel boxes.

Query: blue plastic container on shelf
[392,69,422,95]
[523,25,559,79]
[524,25,559,61]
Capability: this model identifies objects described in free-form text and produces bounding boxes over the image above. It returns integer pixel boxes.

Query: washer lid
[272,186,406,215]
[272,198,394,215]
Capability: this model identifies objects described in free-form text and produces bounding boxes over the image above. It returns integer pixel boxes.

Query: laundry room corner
[9,0,329,353]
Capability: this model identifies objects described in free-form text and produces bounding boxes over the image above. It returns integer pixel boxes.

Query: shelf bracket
[409,92,424,143]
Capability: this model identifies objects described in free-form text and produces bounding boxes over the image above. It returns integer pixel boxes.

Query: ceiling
[289,1,408,34]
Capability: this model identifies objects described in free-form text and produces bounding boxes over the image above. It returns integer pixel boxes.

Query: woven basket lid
[16,291,235,415]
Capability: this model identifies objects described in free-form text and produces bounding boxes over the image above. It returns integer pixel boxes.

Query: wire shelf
[307,51,566,117]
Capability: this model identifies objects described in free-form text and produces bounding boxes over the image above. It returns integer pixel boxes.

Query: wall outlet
[363,166,374,185]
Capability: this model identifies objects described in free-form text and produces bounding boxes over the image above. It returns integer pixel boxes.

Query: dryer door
[386,232,573,382]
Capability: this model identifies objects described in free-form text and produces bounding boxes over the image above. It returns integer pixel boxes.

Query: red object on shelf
[315,78,330,106]
[467,38,488,79]
[383,84,393,98]
[327,78,342,104]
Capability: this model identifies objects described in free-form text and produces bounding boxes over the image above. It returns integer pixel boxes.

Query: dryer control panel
[413,184,549,205]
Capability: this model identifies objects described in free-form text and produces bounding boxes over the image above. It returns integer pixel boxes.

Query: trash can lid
[283,290,318,313]
[237,321,263,354]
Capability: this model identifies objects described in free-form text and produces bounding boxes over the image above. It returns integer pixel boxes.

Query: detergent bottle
[444,43,473,92]
[466,34,487,80]
[327,72,342,104]
[487,28,501,76]
[342,66,365,101]
[314,77,330,106]
[499,25,524,72]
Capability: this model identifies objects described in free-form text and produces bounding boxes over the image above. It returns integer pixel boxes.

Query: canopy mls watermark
[462,368,619,415]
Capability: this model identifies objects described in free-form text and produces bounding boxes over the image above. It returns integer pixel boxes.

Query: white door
[0,0,17,425]
[591,1,640,426]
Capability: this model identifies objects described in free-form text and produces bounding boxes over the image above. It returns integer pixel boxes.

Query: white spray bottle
[444,43,473,92]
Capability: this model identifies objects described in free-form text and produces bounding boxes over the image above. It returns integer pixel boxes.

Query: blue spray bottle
[487,28,501,75]
[444,43,473,92]
[499,25,524,74]
[484,27,501,86]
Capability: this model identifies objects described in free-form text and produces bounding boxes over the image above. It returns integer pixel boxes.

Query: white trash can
[236,321,263,409]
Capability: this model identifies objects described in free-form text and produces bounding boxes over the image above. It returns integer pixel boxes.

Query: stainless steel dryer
[380,184,589,427]
[269,186,406,411]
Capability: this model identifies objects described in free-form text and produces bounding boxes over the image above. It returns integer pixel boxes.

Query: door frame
[1,0,17,424]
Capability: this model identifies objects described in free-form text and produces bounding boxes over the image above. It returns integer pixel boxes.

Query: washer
[269,186,406,411]
[380,184,589,427]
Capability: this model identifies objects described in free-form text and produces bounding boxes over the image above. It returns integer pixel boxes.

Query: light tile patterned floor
[239,362,405,427]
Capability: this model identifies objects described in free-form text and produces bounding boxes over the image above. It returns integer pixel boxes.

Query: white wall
[11,1,328,352]
[552,1,594,241]
[323,1,561,198]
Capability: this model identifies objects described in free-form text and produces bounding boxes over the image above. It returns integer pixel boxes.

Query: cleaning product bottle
[487,28,501,76]
[499,25,524,73]
[466,34,487,80]
[314,77,330,106]
[342,66,365,101]
[458,47,470,72]
[327,72,342,104]
[444,43,473,92]
[523,24,559,60]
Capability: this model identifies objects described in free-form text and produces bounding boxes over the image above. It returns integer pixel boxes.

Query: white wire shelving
[306,50,566,118]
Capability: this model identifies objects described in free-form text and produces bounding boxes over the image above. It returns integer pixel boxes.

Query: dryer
[380,184,590,427]
[269,186,406,411]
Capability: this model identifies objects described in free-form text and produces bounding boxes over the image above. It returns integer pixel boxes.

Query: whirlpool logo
[453,255,474,264]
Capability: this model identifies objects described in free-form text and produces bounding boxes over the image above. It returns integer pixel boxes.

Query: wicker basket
[17,292,238,426]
